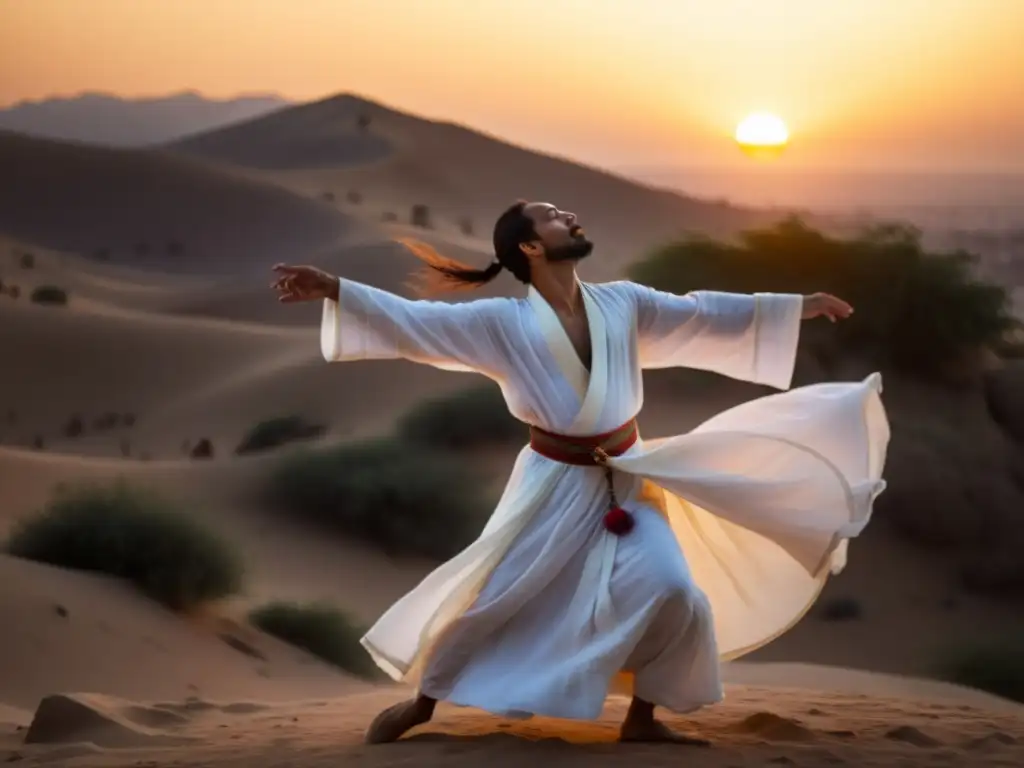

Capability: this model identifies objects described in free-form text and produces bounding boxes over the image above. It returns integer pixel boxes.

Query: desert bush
[396,384,524,451]
[236,416,326,456]
[381,211,398,223]
[266,437,488,559]
[935,641,1024,703]
[63,415,84,438]
[321,191,335,203]
[19,252,34,269]
[346,190,362,204]
[5,481,243,611]
[356,113,371,132]
[190,438,214,459]
[411,204,432,229]
[249,601,378,678]
[30,285,67,306]
[458,216,474,236]
[816,596,863,622]
[7,284,19,299]
[92,412,120,430]
[629,218,1018,381]
[872,385,1024,597]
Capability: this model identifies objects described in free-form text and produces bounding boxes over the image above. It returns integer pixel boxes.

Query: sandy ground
[1,105,1022,767]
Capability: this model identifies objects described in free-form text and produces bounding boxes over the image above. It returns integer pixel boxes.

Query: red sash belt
[528,419,639,466]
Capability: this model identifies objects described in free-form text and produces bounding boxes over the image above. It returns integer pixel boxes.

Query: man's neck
[531,265,581,314]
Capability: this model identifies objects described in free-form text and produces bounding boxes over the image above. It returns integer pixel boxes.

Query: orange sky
[2,0,1023,171]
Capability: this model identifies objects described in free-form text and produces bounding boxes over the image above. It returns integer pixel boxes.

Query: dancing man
[271,200,888,745]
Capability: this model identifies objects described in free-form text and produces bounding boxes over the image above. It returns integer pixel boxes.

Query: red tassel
[603,506,635,536]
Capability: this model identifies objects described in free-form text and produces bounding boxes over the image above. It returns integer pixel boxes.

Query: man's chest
[556,311,593,372]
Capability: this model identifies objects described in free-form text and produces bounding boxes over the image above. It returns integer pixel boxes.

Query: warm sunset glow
[735,113,789,147]
[1,1,1022,171]
[734,112,789,160]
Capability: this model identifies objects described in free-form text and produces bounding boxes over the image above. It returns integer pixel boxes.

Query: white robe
[320,277,889,720]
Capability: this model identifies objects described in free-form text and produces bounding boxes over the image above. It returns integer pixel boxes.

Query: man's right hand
[271,264,340,303]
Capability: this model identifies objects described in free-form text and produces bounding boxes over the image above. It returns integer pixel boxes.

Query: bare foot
[619,718,710,746]
[364,697,435,744]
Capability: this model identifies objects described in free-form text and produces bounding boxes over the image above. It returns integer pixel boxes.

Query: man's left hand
[802,293,854,323]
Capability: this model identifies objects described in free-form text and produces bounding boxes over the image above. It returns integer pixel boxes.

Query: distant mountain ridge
[0,91,293,147]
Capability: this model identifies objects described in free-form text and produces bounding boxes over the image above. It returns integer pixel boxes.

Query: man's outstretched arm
[627,282,854,390]
[271,264,508,375]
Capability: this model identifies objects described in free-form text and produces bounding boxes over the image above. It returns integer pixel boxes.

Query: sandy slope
[0,130,365,275]
[0,272,480,460]
[0,675,1020,767]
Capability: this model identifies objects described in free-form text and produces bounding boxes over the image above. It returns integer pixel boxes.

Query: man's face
[521,202,594,263]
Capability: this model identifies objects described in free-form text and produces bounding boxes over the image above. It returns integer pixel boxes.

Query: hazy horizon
[4,0,1024,175]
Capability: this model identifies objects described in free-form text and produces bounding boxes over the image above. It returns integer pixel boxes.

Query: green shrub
[935,641,1024,703]
[30,285,68,306]
[629,218,1018,380]
[5,481,243,610]
[249,601,378,678]
[266,437,487,559]
[235,415,326,455]
[396,384,524,451]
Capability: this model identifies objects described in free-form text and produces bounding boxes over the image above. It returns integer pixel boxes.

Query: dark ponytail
[397,238,504,296]
[398,201,536,296]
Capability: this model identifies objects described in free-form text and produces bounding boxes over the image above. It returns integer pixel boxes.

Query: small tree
[629,218,1017,380]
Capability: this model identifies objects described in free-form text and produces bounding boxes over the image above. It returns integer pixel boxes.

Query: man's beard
[545,236,594,263]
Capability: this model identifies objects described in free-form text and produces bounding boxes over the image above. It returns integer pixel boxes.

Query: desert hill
[0,130,363,276]
[0,91,292,147]
[169,93,783,282]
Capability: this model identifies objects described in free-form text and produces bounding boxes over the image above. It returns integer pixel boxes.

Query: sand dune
[0,554,372,712]
[0,277,486,462]
[0,130,365,276]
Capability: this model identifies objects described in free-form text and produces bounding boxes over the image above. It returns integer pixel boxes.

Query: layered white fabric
[321,277,889,720]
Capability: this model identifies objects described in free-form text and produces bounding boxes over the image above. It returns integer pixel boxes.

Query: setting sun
[735,112,789,159]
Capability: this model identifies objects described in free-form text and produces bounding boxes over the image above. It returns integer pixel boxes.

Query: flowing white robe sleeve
[321,278,508,375]
[628,282,804,391]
